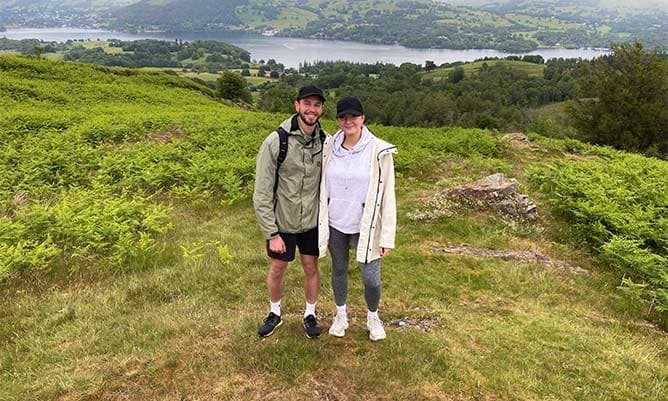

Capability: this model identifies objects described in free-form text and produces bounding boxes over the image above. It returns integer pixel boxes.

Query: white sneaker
[328,314,349,337]
[367,316,387,341]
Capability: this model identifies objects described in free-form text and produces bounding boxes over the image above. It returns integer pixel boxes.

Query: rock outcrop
[444,173,537,220]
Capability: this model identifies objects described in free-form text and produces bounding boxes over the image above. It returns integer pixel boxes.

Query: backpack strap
[273,125,325,194]
[274,127,289,194]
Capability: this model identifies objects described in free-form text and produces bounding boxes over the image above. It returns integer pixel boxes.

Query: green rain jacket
[253,114,330,240]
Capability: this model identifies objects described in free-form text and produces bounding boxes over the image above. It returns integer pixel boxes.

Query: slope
[0,56,666,401]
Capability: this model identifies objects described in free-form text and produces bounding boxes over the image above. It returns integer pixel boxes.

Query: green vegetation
[217,70,253,103]
[0,55,259,273]
[568,42,668,157]
[529,138,668,317]
[423,58,546,80]
[256,44,667,159]
[112,0,246,32]
[1,54,667,401]
[8,36,665,159]
[102,0,667,51]
[2,1,667,51]
[0,37,251,71]
[259,56,585,131]
[0,37,289,87]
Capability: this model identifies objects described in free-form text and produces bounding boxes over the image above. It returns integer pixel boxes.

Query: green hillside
[1,56,667,400]
[423,59,546,81]
[107,0,668,51]
[451,0,668,11]
[112,0,246,30]
[0,0,136,9]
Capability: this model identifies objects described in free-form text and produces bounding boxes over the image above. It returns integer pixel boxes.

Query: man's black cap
[296,85,325,102]
[336,96,364,118]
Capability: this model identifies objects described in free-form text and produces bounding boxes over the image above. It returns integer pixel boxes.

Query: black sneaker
[258,312,283,337]
[303,314,321,338]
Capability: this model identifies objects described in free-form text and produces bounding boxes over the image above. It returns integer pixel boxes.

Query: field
[423,59,546,81]
[1,56,666,401]
[504,13,582,30]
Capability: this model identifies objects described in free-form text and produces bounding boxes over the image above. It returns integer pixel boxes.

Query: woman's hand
[380,247,391,257]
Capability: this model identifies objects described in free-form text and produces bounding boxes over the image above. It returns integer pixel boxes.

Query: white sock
[304,302,316,318]
[270,300,281,316]
[336,304,347,316]
[367,309,379,320]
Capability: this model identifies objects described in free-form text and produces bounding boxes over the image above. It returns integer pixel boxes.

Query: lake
[2,28,611,69]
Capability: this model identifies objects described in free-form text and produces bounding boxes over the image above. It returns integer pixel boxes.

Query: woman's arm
[378,153,396,251]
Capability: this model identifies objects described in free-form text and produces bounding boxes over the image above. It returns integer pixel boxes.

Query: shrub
[529,149,668,315]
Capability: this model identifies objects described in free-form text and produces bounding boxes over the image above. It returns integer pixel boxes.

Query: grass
[0,55,667,401]
[81,40,125,54]
[3,149,667,400]
[505,13,582,30]
[177,70,221,82]
[3,173,667,400]
[424,60,545,81]
[272,7,319,29]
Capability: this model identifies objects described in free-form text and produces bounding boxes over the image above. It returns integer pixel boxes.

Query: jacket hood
[370,136,397,159]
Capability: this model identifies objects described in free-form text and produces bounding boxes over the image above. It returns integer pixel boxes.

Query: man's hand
[269,236,286,254]
[380,247,391,257]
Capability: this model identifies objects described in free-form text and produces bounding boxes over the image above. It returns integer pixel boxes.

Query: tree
[259,85,295,113]
[217,71,252,104]
[448,66,465,83]
[32,43,45,57]
[568,42,668,157]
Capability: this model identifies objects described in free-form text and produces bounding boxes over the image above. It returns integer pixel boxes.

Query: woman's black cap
[336,96,364,118]
[296,85,326,102]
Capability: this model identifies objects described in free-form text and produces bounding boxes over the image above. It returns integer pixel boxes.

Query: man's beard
[299,112,319,126]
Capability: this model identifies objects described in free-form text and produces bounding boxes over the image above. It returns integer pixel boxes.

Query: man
[253,85,330,338]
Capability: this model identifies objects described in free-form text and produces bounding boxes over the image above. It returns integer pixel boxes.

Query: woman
[317,96,397,341]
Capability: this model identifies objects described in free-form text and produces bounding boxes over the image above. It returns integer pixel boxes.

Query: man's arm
[253,133,280,240]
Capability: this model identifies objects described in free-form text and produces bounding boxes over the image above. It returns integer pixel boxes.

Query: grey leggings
[328,226,381,311]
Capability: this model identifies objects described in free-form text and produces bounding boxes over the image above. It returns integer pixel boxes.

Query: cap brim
[298,93,326,102]
[336,109,363,118]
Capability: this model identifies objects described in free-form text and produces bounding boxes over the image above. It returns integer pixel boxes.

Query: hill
[0,0,135,9]
[423,59,546,81]
[449,0,668,11]
[3,1,666,50]
[111,0,246,31]
[109,0,668,51]
[1,56,667,400]
[0,0,137,27]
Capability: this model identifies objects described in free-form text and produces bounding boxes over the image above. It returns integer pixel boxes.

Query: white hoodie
[326,126,373,234]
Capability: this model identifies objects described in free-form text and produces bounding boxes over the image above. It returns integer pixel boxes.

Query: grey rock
[444,173,537,220]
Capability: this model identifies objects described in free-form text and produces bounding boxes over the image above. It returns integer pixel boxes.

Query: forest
[0,37,251,70]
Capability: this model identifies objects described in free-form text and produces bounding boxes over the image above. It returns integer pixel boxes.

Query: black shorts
[266,227,319,262]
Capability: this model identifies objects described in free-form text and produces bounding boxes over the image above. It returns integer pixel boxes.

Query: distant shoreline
[2,27,612,68]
